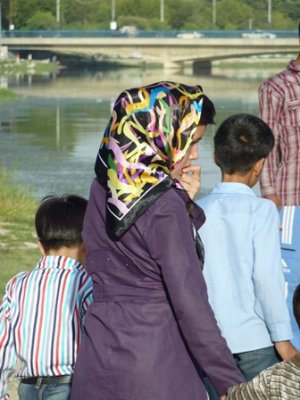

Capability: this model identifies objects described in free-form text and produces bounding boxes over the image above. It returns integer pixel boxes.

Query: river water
[0,63,286,200]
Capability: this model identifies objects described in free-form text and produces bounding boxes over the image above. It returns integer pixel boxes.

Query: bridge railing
[2,29,298,39]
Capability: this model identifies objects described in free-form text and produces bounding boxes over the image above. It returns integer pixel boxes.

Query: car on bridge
[176,31,203,39]
[241,29,277,39]
[119,25,139,37]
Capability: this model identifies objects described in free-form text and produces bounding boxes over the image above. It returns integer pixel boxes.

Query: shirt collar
[36,255,84,271]
[287,59,300,73]
[212,182,255,196]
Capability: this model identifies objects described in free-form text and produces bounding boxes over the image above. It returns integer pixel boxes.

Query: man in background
[258,21,300,349]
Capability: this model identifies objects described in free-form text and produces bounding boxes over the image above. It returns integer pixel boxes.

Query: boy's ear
[37,240,47,256]
[254,157,266,176]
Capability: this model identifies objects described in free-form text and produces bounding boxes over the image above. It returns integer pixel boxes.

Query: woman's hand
[178,165,201,200]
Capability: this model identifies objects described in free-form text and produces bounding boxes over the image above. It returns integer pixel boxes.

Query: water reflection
[0,66,275,200]
[7,64,270,102]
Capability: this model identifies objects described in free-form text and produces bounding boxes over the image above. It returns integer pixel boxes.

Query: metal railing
[1,29,298,39]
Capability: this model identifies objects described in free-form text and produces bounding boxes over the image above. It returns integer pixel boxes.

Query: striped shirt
[228,353,300,399]
[258,59,300,206]
[0,255,93,400]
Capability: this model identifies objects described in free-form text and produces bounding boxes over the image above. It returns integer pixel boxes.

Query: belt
[21,375,72,386]
[93,283,167,302]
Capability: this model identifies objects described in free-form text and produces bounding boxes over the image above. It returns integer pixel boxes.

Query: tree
[214,0,252,30]
[117,16,151,30]
[165,0,198,30]
[2,0,299,31]
[63,0,100,28]
[9,0,39,30]
[26,11,56,30]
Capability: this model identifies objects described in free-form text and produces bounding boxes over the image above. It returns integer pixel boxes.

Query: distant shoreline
[0,59,62,75]
[6,64,284,102]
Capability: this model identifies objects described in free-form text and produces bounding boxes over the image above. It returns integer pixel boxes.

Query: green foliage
[165,0,196,30]
[147,17,169,30]
[2,0,299,31]
[0,168,38,296]
[0,169,36,222]
[26,11,57,30]
[63,0,101,28]
[117,16,151,30]
[217,0,252,30]
[0,88,18,100]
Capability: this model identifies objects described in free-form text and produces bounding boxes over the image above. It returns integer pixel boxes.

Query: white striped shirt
[0,255,93,399]
[259,59,300,206]
[228,353,300,399]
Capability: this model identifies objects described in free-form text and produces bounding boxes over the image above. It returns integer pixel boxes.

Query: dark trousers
[204,345,280,399]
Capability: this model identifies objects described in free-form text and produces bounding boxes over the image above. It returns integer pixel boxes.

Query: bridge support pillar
[193,60,212,75]
[163,61,181,70]
[0,46,8,61]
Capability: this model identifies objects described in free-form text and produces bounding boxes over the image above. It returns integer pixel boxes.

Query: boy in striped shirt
[0,195,93,400]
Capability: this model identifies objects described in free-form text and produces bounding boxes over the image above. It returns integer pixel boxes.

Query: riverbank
[0,59,62,75]
[5,58,289,102]
[0,168,38,296]
[0,88,19,100]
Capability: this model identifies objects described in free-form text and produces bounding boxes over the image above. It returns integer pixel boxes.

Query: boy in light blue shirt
[227,284,300,399]
[197,114,297,398]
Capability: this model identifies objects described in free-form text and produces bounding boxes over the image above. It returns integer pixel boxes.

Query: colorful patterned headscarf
[95,81,204,238]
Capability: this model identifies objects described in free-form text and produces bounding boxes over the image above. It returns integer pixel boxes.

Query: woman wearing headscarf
[71,81,245,400]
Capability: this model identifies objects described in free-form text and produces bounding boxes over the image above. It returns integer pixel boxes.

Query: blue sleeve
[253,200,292,341]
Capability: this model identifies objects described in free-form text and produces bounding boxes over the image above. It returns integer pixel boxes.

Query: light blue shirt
[197,182,293,353]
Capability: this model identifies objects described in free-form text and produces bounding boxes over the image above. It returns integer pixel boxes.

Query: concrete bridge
[2,36,299,71]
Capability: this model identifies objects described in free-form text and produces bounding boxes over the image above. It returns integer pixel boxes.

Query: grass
[0,88,19,100]
[0,168,39,297]
[0,60,61,75]
[213,58,288,69]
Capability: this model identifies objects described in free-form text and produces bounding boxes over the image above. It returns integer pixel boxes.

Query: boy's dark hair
[214,113,274,174]
[35,194,87,252]
[293,284,300,328]
[200,94,216,125]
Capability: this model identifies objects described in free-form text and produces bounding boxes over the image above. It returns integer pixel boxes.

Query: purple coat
[71,179,244,400]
